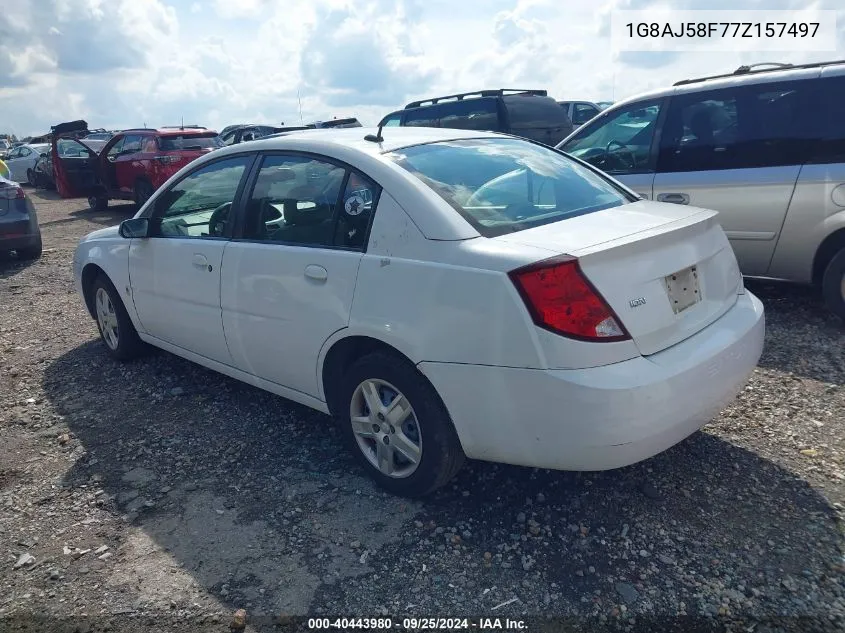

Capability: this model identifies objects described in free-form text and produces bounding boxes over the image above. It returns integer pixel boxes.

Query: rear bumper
[0,217,40,250]
[419,291,765,471]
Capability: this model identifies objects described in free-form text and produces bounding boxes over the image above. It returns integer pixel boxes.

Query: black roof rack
[405,89,548,109]
[673,58,845,86]
[160,125,207,130]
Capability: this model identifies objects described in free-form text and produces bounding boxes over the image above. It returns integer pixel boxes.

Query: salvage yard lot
[1,189,844,631]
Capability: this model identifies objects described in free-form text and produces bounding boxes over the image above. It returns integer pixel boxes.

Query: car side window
[242,155,345,247]
[658,81,815,173]
[657,90,740,173]
[404,105,441,128]
[563,100,663,174]
[151,156,251,239]
[107,137,124,159]
[121,135,143,155]
[809,75,845,164]
[573,103,599,125]
[335,171,380,249]
[381,113,402,127]
[141,137,157,153]
[221,131,237,146]
[19,147,32,158]
[439,98,499,131]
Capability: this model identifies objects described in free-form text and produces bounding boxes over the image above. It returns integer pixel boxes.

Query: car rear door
[115,134,143,194]
[128,154,255,364]
[652,76,815,276]
[768,71,845,282]
[221,153,377,398]
[559,98,666,201]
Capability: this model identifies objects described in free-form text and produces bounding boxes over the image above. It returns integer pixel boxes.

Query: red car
[51,120,221,210]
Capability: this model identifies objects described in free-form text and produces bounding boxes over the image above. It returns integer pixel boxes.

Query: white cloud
[1,0,844,136]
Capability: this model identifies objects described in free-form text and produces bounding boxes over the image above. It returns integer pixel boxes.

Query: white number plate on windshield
[664,265,701,314]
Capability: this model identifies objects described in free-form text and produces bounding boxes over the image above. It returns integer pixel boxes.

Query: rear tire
[821,248,845,322]
[89,275,145,360]
[134,180,153,209]
[338,352,465,497]
[16,236,42,260]
[88,194,108,212]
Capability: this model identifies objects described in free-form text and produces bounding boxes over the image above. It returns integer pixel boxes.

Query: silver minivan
[558,60,845,320]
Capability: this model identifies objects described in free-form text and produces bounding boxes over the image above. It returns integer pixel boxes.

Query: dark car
[377,89,574,146]
[219,124,309,146]
[50,120,222,210]
[0,176,42,259]
[33,152,55,189]
[307,117,362,129]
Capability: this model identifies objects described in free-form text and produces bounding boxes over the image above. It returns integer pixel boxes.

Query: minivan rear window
[386,138,630,237]
[158,134,222,151]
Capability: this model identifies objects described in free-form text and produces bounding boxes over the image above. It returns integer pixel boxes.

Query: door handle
[656,192,690,205]
[304,264,328,281]
[192,253,212,271]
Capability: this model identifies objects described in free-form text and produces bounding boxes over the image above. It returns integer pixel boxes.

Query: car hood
[84,225,121,241]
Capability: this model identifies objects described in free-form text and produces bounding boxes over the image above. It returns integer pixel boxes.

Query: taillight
[0,185,25,200]
[509,255,630,342]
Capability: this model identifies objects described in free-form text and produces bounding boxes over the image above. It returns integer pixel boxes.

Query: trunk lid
[496,200,743,356]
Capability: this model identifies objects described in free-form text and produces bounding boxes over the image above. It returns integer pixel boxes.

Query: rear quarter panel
[768,162,845,283]
[330,192,546,371]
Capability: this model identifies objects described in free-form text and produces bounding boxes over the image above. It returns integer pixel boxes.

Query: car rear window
[158,134,222,151]
[386,138,630,237]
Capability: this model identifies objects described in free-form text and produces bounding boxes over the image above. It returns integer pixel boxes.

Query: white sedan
[72,127,765,496]
[4,144,50,185]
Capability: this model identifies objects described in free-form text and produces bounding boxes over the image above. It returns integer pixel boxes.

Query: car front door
[5,147,25,181]
[559,98,665,200]
[128,154,255,364]
[652,80,813,276]
[53,139,100,198]
[221,153,378,397]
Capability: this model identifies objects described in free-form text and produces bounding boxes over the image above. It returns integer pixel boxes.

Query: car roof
[595,60,845,121]
[212,126,506,158]
[119,128,216,136]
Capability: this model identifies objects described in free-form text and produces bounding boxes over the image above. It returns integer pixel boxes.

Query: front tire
[88,194,108,212]
[26,169,35,186]
[89,275,144,360]
[822,248,845,322]
[339,352,465,497]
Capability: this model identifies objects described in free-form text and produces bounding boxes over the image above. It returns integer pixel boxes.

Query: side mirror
[40,152,48,158]
[119,217,150,239]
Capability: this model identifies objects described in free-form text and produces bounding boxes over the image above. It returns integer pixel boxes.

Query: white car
[72,127,765,496]
[4,143,50,185]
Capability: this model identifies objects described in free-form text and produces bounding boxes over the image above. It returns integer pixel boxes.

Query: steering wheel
[604,140,637,171]
[208,202,232,237]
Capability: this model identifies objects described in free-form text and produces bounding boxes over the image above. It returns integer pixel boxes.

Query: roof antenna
[298,89,303,125]
[364,122,385,143]
[180,115,184,130]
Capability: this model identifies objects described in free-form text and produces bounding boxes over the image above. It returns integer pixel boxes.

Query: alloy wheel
[95,287,119,350]
[349,378,422,478]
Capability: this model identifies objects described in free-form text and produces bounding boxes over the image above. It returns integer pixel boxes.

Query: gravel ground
[1,189,844,633]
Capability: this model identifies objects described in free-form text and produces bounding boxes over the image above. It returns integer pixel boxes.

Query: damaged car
[51,120,221,210]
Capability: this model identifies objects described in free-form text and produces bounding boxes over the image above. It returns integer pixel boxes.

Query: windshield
[386,138,630,237]
[158,134,222,151]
